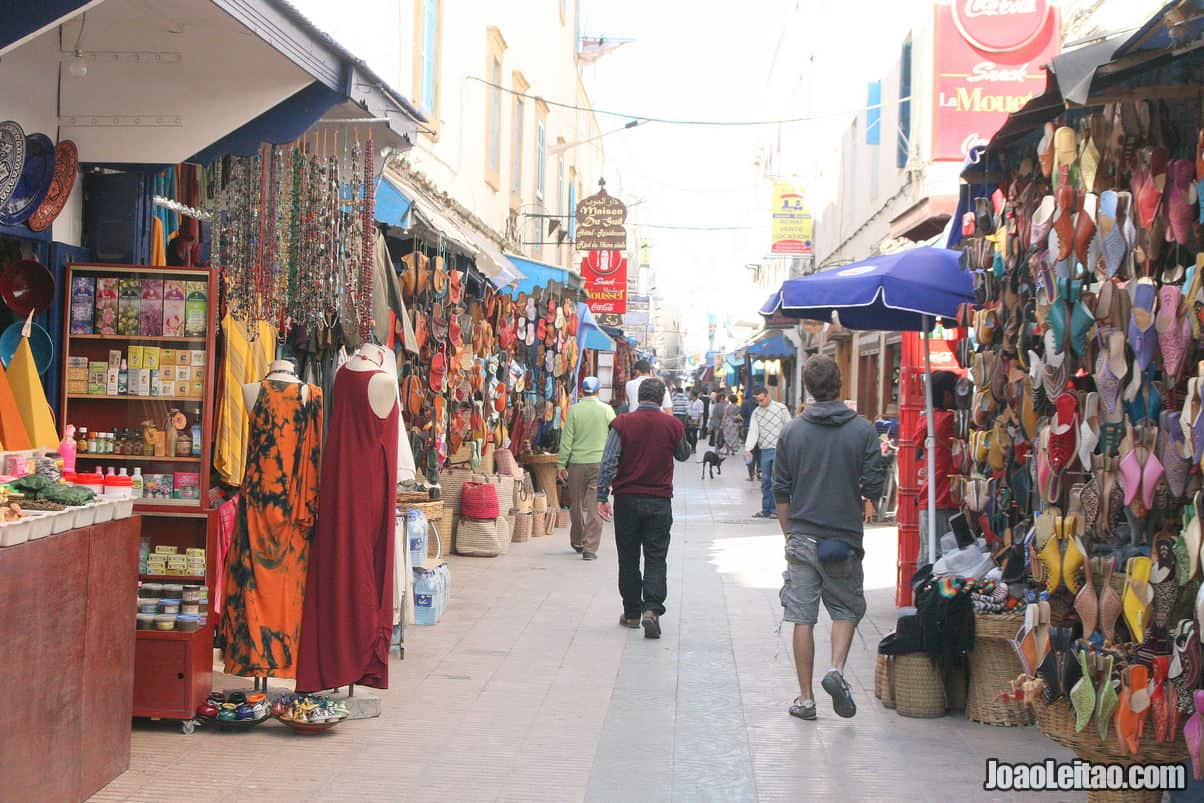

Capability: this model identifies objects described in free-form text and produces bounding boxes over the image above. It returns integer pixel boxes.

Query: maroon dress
[296,367,399,691]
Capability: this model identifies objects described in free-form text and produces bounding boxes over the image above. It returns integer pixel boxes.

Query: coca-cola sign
[952,0,1051,53]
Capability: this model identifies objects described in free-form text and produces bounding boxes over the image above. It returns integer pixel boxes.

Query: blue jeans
[760,448,776,515]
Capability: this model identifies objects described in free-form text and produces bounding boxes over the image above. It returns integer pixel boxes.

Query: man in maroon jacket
[597,378,691,639]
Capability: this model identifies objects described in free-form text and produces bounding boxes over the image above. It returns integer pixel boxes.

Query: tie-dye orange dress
[221,380,323,678]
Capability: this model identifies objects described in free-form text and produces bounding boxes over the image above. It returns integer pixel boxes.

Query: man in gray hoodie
[773,355,883,721]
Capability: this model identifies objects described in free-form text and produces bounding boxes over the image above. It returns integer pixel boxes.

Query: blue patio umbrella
[761,247,975,567]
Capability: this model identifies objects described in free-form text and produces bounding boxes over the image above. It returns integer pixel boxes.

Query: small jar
[158,598,181,615]
[136,613,157,630]
[181,602,200,616]
[154,613,177,631]
[138,601,159,615]
[141,583,164,598]
[176,614,200,632]
[182,585,203,603]
[163,583,184,598]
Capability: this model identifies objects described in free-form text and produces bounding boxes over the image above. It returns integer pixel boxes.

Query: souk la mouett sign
[932,0,1061,162]
[574,181,627,251]
[581,248,628,314]
[770,180,813,255]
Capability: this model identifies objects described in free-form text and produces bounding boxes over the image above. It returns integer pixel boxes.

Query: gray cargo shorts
[780,533,866,626]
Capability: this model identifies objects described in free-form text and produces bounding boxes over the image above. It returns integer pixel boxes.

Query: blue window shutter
[866,81,881,145]
[897,35,912,169]
[568,183,577,240]
[421,0,438,114]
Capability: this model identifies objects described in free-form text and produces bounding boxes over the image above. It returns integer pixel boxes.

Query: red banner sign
[932,0,1060,162]
[581,249,628,314]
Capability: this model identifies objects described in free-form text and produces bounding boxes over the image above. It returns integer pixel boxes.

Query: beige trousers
[567,463,603,553]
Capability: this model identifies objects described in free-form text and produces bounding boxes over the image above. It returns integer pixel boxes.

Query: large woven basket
[495,515,511,555]
[1034,698,1188,765]
[532,491,549,515]
[492,474,516,516]
[893,653,946,718]
[874,654,895,709]
[532,509,549,538]
[555,508,570,530]
[966,612,1031,726]
[455,518,500,557]
[480,443,496,475]
[512,512,533,543]
[495,447,521,479]
[439,467,474,512]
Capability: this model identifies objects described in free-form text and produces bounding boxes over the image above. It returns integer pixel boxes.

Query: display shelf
[77,455,202,463]
[139,574,206,583]
[70,334,206,343]
[135,500,204,512]
[67,394,203,402]
[136,628,209,641]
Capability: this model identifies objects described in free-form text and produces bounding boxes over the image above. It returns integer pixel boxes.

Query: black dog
[700,449,726,479]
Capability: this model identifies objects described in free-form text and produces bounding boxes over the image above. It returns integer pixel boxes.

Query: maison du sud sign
[575,183,628,315]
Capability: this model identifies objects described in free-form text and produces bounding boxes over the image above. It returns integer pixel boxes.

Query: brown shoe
[641,611,661,639]
[619,616,641,629]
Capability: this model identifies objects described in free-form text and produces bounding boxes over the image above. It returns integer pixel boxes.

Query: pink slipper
[1157,284,1192,381]
[1168,158,1197,246]
[1186,689,1204,780]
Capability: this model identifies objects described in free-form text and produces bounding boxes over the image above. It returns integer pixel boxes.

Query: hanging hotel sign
[932,0,1060,162]
[581,248,628,314]
[574,182,627,251]
[770,180,813,255]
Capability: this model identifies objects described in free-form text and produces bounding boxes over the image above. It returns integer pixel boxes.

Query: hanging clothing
[296,366,399,692]
[214,314,276,486]
[0,360,32,450]
[221,381,323,678]
[150,217,167,267]
[7,335,57,449]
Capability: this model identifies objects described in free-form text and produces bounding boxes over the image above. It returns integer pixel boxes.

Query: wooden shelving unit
[62,262,220,727]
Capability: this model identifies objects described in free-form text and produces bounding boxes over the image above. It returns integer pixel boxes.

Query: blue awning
[747,334,795,359]
[576,303,614,352]
[191,82,346,163]
[505,255,578,297]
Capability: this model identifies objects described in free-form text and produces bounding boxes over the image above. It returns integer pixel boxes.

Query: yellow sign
[771,180,813,255]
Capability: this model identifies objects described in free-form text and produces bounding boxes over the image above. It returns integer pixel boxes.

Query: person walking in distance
[773,356,884,720]
[686,390,704,454]
[671,385,689,423]
[624,359,672,414]
[709,392,728,449]
[721,393,742,455]
[597,378,691,638]
[740,390,759,480]
[744,386,792,518]
[557,377,616,561]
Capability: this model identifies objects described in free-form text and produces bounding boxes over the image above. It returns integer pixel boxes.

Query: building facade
[291,0,605,266]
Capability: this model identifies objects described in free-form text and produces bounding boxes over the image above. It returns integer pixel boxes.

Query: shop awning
[0,0,424,164]
[505,254,581,297]
[464,228,524,289]
[746,333,795,360]
[576,303,615,352]
[1113,0,1204,60]
[725,352,742,367]
[375,170,476,255]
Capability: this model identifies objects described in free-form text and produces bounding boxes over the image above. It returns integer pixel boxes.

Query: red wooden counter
[0,515,140,802]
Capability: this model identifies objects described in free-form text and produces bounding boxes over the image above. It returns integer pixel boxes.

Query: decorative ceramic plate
[0,121,26,212]
[0,134,54,226]
[27,140,77,232]
[0,319,53,375]
[0,258,55,315]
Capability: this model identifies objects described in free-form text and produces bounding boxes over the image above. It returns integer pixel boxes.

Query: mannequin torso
[342,344,396,419]
[244,359,307,409]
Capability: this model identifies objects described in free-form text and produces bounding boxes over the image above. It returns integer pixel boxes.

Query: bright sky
[580,0,927,356]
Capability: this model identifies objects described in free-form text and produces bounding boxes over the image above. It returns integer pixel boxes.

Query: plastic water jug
[413,567,440,625]
[406,509,428,566]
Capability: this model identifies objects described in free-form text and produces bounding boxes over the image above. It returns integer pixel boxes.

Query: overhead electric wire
[467,76,910,127]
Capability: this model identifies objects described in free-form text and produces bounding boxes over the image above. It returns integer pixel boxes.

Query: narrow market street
[97,460,1068,803]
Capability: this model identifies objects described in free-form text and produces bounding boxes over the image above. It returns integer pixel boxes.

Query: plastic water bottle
[406,509,428,567]
[413,568,439,625]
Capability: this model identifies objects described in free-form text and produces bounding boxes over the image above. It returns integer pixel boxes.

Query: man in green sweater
[558,377,616,560]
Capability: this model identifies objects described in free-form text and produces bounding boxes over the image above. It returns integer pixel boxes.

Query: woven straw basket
[893,653,946,718]
[532,490,549,515]
[455,518,500,557]
[397,500,446,560]
[495,515,511,555]
[495,447,521,479]
[966,612,1031,726]
[532,509,548,538]
[874,654,895,709]
[492,474,516,515]
[480,443,496,475]
[512,512,533,542]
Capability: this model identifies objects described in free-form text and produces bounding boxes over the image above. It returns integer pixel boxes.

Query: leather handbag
[460,481,500,520]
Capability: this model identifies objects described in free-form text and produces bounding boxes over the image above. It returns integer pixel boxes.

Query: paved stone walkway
[95,460,1079,802]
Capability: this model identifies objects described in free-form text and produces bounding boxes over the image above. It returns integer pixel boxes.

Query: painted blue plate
[0,319,53,375]
[0,133,54,226]
[0,121,26,212]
